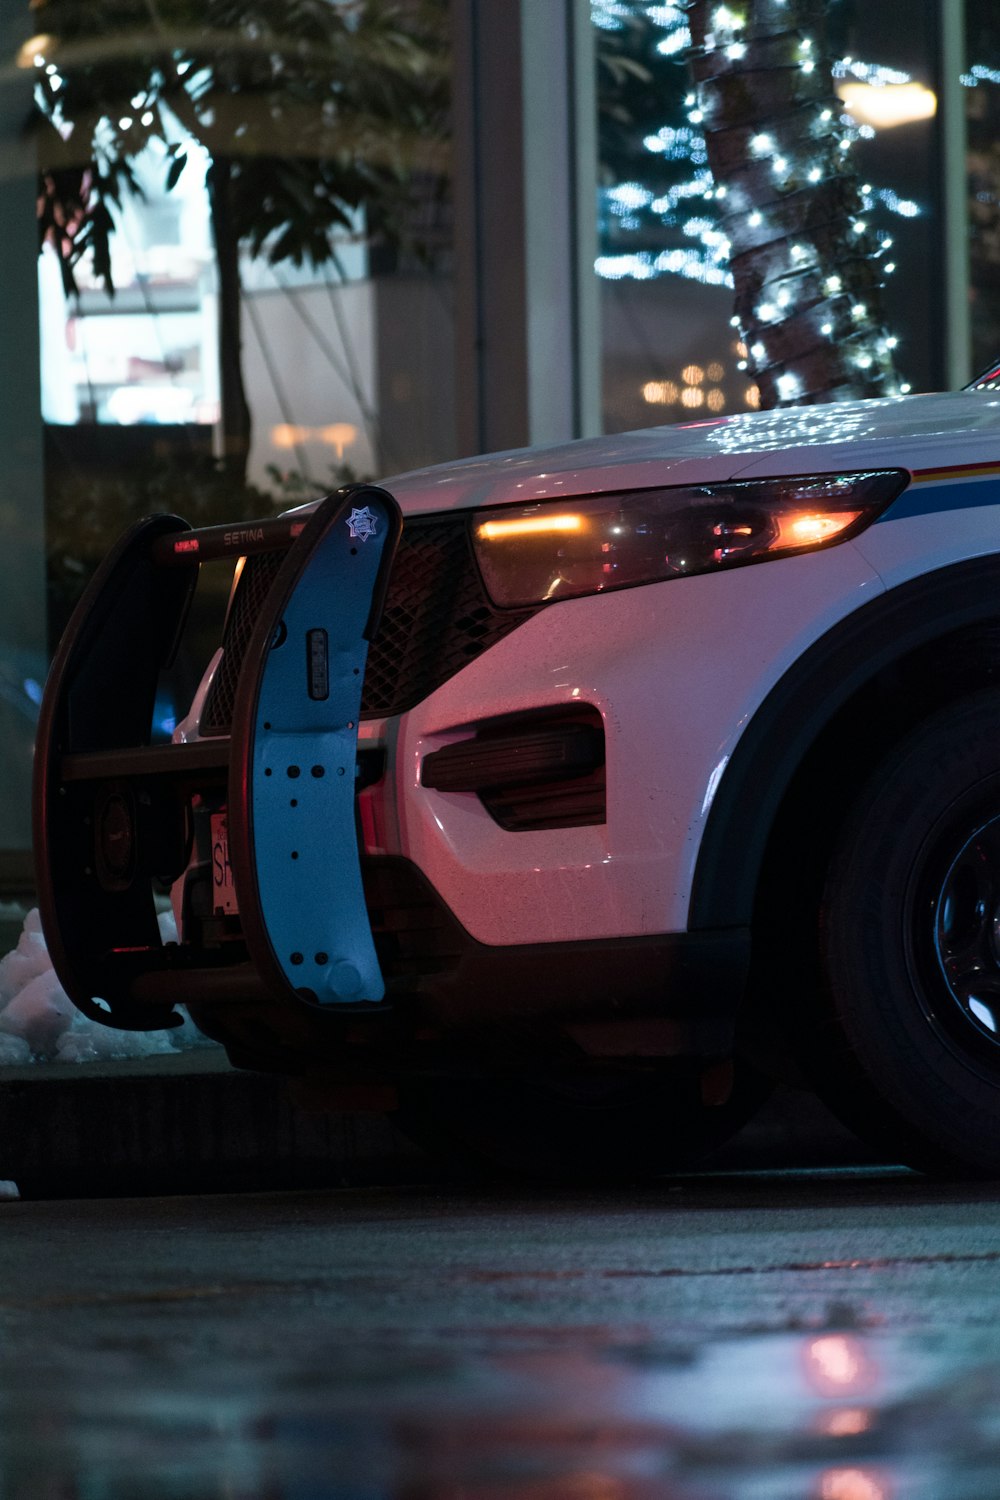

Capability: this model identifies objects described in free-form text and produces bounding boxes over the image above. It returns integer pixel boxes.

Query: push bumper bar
[33,486,402,1032]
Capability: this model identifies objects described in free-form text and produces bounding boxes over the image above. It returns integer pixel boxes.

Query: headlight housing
[471,469,907,608]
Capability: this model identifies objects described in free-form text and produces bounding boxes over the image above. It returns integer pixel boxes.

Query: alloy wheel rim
[928,810,1000,1054]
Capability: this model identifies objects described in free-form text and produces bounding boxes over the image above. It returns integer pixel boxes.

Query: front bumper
[361,855,745,1055]
[353,537,883,948]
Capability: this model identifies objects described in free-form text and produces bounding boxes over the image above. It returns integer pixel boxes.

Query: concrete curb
[0,1051,880,1197]
[0,1052,437,1197]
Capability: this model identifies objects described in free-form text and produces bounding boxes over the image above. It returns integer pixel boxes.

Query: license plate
[211,812,238,915]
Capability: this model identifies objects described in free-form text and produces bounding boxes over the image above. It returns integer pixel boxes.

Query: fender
[689,553,1000,932]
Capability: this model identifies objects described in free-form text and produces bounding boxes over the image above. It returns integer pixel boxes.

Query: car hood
[380,390,1000,515]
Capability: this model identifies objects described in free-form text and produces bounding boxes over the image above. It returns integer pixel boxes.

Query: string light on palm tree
[594,0,923,407]
[684,0,905,407]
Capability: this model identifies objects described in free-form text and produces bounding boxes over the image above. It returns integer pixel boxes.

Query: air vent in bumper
[421,708,606,831]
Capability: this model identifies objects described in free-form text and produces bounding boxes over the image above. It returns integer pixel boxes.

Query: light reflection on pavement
[2,1169,1000,1497]
[0,1327,974,1498]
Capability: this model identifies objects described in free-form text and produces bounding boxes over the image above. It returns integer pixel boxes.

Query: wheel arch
[689,554,1000,934]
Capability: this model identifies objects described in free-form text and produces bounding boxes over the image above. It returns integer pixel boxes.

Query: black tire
[806,687,1000,1175]
[396,1061,770,1183]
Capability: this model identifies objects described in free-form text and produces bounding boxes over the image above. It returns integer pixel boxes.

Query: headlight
[471,469,907,608]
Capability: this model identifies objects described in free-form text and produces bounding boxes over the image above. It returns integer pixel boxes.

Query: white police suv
[33,388,1000,1177]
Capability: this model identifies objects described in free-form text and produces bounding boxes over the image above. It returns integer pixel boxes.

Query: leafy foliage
[30,0,450,295]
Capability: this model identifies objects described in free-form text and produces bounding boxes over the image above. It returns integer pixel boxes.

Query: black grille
[363,514,536,716]
[200,513,536,735]
[200,550,285,737]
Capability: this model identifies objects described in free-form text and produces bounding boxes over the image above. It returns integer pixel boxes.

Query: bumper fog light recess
[421,708,606,831]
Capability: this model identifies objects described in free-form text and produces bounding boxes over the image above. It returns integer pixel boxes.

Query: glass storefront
[593,0,955,426]
[594,1,757,431]
[966,0,1000,376]
[24,0,456,698]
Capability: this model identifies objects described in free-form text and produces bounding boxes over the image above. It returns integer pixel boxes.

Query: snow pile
[0,909,220,1064]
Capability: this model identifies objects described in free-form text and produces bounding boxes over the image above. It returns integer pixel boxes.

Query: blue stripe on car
[878,477,1000,522]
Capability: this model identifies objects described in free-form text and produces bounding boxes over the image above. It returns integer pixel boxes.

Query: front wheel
[807,688,1000,1175]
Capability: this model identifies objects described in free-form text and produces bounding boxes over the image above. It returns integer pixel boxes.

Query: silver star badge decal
[346,505,378,543]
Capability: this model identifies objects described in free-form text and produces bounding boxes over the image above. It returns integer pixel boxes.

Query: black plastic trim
[690,554,1000,932]
[422,722,603,793]
[362,855,746,1048]
[60,740,231,783]
[150,511,312,565]
[422,924,747,1045]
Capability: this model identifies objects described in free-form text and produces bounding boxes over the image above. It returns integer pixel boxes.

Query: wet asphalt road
[3,1169,1000,1497]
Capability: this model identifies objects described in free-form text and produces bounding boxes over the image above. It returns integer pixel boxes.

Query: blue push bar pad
[228,486,402,1008]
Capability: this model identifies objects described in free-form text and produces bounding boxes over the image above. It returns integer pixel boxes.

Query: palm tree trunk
[206,155,252,483]
[686,0,900,407]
